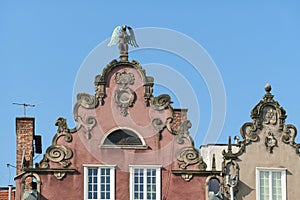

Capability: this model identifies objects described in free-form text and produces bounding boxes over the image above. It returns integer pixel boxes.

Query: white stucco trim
[83,164,116,200]
[256,167,286,200]
[129,165,162,200]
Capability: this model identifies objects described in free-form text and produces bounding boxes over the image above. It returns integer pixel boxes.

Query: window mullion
[98,167,101,200]
[144,169,147,200]
[269,171,272,200]
[111,167,115,200]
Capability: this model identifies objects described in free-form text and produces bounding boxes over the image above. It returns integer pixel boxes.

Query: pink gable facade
[15,59,215,200]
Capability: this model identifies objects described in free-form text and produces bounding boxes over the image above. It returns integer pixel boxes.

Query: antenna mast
[13,103,35,117]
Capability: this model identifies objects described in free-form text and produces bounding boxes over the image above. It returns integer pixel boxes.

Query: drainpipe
[8,185,13,200]
[230,186,234,200]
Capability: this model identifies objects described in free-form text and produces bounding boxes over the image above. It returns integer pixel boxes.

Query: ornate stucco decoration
[222,160,240,199]
[177,147,207,171]
[265,130,277,153]
[152,118,165,141]
[94,59,154,106]
[223,136,245,160]
[114,71,136,116]
[250,83,286,130]
[151,94,171,111]
[224,84,300,159]
[282,124,300,156]
[175,120,192,144]
[38,118,76,179]
[172,119,207,179]
[73,93,98,139]
[181,174,193,182]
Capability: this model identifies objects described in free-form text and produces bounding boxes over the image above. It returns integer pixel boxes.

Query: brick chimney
[16,118,35,175]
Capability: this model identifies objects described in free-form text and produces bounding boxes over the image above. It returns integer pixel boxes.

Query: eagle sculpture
[108,25,139,56]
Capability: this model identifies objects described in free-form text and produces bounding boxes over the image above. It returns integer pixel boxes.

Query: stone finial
[263,83,274,102]
[265,83,272,93]
[212,154,216,171]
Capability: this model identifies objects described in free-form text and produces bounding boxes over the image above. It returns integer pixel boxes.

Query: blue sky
[1,1,300,186]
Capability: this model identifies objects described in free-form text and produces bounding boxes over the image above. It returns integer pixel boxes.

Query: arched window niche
[206,176,223,200]
[21,173,41,200]
[100,128,148,149]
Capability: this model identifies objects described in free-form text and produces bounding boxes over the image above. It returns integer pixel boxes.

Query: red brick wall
[0,190,15,200]
[16,117,35,175]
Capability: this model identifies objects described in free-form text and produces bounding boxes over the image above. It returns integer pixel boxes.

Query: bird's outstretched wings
[108,26,121,46]
[127,26,139,48]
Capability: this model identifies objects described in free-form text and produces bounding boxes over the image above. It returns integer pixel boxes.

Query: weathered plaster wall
[236,136,300,200]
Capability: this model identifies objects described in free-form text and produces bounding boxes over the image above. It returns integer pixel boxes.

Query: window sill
[99,145,150,150]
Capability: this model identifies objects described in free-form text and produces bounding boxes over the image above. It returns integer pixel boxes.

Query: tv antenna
[13,103,35,117]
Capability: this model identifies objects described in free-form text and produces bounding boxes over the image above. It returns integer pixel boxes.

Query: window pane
[86,167,113,200]
[260,171,270,200]
[258,170,285,200]
[272,172,282,200]
[208,178,220,194]
[88,192,92,199]
[132,167,159,200]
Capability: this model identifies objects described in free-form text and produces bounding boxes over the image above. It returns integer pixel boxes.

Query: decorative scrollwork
[282,124,297,145]
[224,84,300,160]
[73,93,98,139]
[44,145,73,167]
[151,94,171,111]
[76,116,97,139]
[39,118,75,169]
[76,93,99,110]
[115,71,135,86]
[177,147,201,169]
[250,84,286,130]
[175,120,192,144]
[223,136,246,160]
[95,59,153,106]
[240,122,259,143]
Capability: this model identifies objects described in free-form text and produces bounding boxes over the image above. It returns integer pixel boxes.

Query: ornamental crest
[114,71,136,116]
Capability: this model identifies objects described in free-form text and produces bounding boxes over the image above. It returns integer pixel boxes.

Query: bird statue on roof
[108,25,139,61]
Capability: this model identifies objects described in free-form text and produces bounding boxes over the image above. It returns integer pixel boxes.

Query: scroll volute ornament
[39,117,75,169]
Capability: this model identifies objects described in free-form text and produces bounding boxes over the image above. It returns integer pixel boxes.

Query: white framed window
[84,164,116,200]
[256,168,286,200]
[129,165,161,200]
